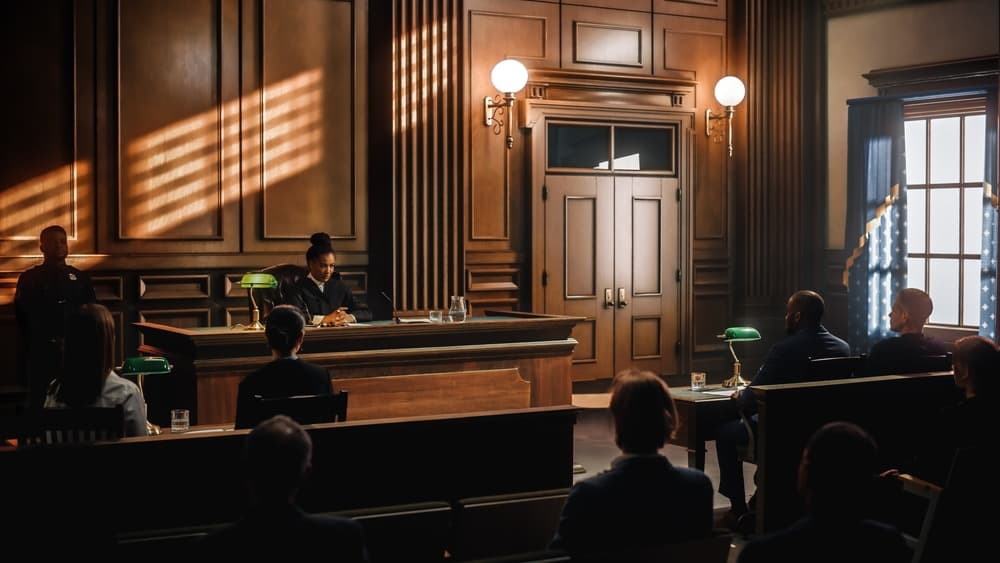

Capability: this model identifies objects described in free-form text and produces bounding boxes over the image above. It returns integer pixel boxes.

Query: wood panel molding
[138,274,211,300]
[93,275,125,302]
[654,0,727,20]
[560,5,652,74]
[467,268,520,292]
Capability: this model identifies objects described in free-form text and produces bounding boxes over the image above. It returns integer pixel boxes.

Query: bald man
[715,290,850,527]
[867,288,949,376]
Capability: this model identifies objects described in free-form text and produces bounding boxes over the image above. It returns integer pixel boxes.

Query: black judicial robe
[288,274,371,322]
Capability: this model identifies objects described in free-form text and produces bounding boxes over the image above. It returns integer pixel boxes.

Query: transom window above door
[546,123,676,175]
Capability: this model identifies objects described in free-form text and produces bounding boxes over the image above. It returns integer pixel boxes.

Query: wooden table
[669,385,739,470]
[136,310,582,425]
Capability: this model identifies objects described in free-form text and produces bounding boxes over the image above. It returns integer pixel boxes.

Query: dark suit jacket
[736,516,909,563]
[201,503,368,561]
[549,455,713,555]
[736,324,850,412]
[234,357,333,429]
[867,333,949,376]
[289,275,371,322]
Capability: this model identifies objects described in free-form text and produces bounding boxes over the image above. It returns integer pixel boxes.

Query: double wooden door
[543,175,680,381]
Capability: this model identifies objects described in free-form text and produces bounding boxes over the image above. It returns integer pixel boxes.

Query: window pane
[907,258,925,291]
[613,127,673,171]
[929,117,960,183]
[928,188,960,254]
[964,187,983,254]
[548,124,610,169]
[928,259,959,325]
[906,188,926,254]
[963,259,981,328]
[965,114,985,183]
[904,120,926,184]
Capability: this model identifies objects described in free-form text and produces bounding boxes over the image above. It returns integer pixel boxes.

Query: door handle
[604,288,615,308]
[617,287,628,308]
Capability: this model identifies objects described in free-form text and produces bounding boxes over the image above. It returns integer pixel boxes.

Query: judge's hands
[320,307,354,327]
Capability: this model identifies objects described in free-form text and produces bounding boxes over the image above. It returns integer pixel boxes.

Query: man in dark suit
[234,305,334,429]
[550,369,713,556]
[202,415,369,560]
[736,422,909,563]
[15,225,96,408]
[867,288,949,375]
[715,290,850,526]
[288,232,371,325]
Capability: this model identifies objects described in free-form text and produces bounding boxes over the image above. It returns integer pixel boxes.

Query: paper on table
[701,387,745,396]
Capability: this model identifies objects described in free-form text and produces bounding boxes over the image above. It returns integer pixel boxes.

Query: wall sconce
[706,75,746,158]
[484,59,529,149]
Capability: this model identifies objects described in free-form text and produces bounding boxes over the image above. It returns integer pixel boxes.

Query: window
[546,123,676,174]
[903,96,986,328]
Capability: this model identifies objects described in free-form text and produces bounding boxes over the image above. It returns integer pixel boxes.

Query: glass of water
[448,295,467,322]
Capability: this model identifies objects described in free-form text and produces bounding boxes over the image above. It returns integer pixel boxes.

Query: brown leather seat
[258,263,308,317]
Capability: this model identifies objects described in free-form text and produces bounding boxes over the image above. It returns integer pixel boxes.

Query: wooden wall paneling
[565,1,651,14]
[0,274,19,387]
[560,5,652,75]
[654,0,727,20]
[691,257,730,355]
[92,275,124,302]
[137,274,212,300]
[106,0,240,254]
[225,306,250,328]
[0,1,95,256]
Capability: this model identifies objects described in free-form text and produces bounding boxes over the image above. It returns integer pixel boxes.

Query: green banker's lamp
[119,356,172,436]
[718,326,761,388]
[240,272,278,330]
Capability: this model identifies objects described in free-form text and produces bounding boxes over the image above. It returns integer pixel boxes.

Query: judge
[288,232,371,325]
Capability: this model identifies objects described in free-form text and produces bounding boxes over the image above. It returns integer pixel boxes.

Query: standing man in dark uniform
[15,225,96,408]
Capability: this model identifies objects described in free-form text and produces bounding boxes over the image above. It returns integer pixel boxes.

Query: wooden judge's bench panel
[136,311,580,426]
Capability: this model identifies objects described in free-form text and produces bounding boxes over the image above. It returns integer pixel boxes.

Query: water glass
[429,310,443,323]
[171,409,190,433]
[690,372,706,391]
[448,295,467,322]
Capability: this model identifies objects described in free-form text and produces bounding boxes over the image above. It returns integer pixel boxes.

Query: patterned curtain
[981,89,998,340]
[844,98,907,354]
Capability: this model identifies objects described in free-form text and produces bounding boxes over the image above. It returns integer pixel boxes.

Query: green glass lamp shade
[119,356,172,376]
[240,272,278,289]
[720,326,761,342]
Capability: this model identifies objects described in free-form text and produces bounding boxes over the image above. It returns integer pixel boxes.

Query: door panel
[544,175,614,380]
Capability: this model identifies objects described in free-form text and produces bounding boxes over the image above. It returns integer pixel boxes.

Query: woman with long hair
[44,303,148,436]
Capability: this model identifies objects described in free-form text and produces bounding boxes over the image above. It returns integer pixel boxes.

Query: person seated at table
[44,303,148,437]
[736,421,909,563]
[549,368,713,556]
[867,288,949,376]
[716,290,849,528]
[201,415,369,560]
[234,305,334,430]
[288,232,370,326]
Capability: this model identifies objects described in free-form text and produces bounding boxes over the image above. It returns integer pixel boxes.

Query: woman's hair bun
[310,232,332,247]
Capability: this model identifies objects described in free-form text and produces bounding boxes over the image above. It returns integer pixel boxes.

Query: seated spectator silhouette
[549,368,713,556]
[202,415,368,560]
[716,290,849,527]
[867,288,949,375]
[234,305,334,429]
[907,334,998,487]
[736,421,909,563]
[44,303,147,437]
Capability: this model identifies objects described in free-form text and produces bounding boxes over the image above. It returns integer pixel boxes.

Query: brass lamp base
[721,374,749,388]
[147,421,162,436]
[245,307,266,331]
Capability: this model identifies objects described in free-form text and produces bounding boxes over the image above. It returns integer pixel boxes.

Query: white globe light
[491,59,528,94]
[714,76,746,107]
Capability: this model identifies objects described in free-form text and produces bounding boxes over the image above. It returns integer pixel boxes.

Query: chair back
[896,352,953,375]
[253,391,348,426]
[17,405,125,447]
[806,354,867,381]
[258,263,308,316]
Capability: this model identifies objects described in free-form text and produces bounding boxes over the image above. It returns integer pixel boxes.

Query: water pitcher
[448,295,467,322]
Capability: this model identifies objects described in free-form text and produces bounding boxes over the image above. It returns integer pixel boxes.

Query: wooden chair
[573,530,733,563]
[805,354,867,381]
[253,390,349,426]
[449,488,570,561]
[333,501,453,563]
[16,405,125,447]
[882,472,943,563]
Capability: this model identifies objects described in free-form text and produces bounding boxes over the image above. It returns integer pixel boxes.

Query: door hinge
[542,185,548,201]
[676,188,682,202]
[675,269,681,282]
[542,271,549,286]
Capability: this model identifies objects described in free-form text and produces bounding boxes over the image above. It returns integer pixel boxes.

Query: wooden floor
[571,394,753,562]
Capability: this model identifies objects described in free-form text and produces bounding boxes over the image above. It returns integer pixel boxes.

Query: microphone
[380,291,399,323]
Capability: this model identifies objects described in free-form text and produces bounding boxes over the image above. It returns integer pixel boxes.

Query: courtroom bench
[0,405,579,544]
[749,371,959,534]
